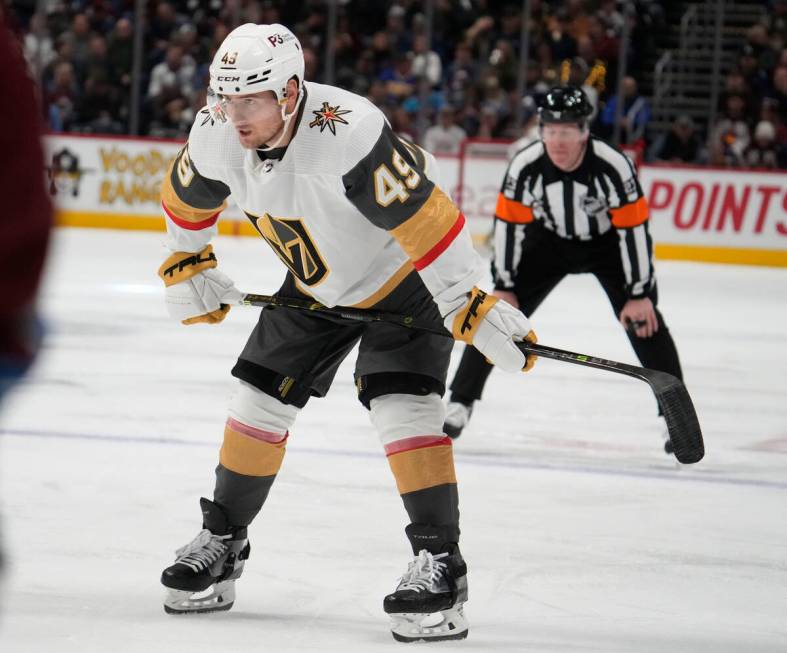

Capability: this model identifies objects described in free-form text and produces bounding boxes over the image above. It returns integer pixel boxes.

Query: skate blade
[390,604,469,643]
[163,580,236,615]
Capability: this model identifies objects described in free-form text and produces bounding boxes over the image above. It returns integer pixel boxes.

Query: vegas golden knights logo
[246,212,328,286]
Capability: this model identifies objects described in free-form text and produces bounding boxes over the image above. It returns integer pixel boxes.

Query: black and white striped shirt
[492,137,654,298]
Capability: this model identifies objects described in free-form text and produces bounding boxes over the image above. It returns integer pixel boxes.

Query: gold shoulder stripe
[389,186,459,262]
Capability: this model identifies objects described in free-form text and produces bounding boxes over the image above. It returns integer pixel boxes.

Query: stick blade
[649,372,704,464]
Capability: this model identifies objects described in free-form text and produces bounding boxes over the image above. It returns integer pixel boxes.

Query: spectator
[743,120,781,168]
[76,77,123,134]
[547,10,578,62]
[107,17,133,91]
[465,14,495,47]
[423,105,467,154]
[366,79,388,109]
[45,60,79,131]
[149,95,191,139]
[599,76,651,144]
[765,65,787,122]
[759,97,787,151]
[385,4,411,54]
[23,12,55,78]
[719,70,754,116]
[738,44,770,99]
[649,115,705,164]
[379,53,417,102]
[149,2,181,52]
[343,49,375,96]
[175,23,209,68]
[565,56,599,119]
[297,44,315,82]
[84,35,110,86]
[444,41,478,109]
[745,23,778,73]
[496,4,524,44]
[710,95,751,166]
[506,96,541,159]
[369,31,393,76]
[597,0,624,36]
[565,0,593,41]
[768,0,787,45]
[476,104,503,138]
[585,15,619,66]
[147,44,195,102]
[534,41,560,87]
[390,105,417,142]
[410,34,442,88]
[332,13,362,80]
[60,12,93,75]
[487,38,518,92]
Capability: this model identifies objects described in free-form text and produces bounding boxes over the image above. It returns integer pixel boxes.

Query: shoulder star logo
[309,102,352,135]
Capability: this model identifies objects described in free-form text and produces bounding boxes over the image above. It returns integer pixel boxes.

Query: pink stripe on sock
[384,435,452,456]
[226,417,287,444]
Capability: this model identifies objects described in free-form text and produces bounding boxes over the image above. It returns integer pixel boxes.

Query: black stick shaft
[238,293,704,463]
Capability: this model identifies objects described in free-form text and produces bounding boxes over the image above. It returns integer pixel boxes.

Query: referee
[444,86,683,454]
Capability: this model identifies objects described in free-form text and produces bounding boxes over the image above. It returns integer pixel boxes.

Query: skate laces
[398,550,449,593]
[174,529,230,573]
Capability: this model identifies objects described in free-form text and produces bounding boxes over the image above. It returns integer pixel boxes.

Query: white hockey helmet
[208,23,304,102]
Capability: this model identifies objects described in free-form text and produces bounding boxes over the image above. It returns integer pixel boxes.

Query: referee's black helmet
[539,86,593,126]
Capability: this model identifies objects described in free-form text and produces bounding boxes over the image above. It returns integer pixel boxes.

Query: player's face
[218,91,286,149]
[542,123,588,171]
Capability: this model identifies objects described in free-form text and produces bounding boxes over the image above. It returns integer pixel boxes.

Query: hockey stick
[238,293,704,464]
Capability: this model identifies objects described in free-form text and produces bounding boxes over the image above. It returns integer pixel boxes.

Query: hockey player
[156,24,537,643]
[0,16,52,580]
[444,86,684,454]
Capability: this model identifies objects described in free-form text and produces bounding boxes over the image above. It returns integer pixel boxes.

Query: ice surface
[1,228,786,652]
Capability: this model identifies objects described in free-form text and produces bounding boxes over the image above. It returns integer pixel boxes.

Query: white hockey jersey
[160,81,483,314]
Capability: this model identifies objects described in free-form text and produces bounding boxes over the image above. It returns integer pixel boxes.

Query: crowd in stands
[700,11,787,169]
[7,0,787,169]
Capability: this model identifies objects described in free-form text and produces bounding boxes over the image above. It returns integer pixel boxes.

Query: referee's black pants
[449,223,683,409]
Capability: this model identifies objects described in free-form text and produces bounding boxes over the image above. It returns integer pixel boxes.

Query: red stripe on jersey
[162,201,220,231]
[412,212,466,271]
[384,435,453,456]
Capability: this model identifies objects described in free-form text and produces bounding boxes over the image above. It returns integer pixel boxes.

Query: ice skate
[161,498,250,614]
[443,401,472,439]
[384,548,469,643]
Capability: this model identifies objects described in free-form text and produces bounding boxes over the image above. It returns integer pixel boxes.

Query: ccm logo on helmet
[267,33,295,47]
[217,75,240,82]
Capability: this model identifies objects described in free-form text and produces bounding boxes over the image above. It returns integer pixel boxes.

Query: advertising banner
[45,134,787,266]
[640,166,787,266]
[45,134,250,235]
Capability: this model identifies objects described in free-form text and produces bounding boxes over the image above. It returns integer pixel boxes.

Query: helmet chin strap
[256,89,303,153]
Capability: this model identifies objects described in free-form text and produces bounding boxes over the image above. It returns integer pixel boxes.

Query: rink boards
[44,133,787,267]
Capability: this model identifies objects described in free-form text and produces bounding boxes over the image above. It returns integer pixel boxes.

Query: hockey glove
[158,245,242,325]
[446,287,537,373]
